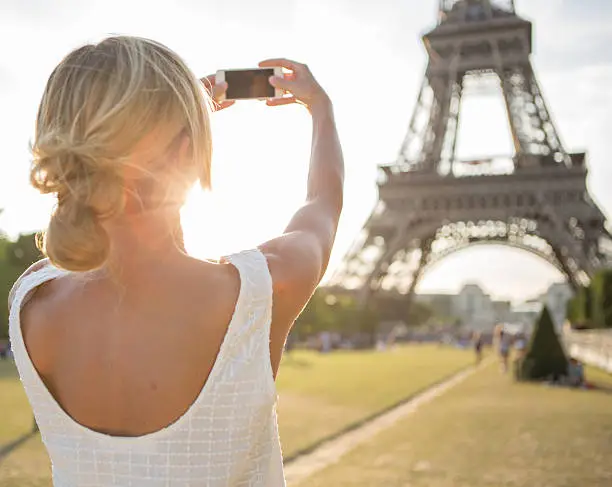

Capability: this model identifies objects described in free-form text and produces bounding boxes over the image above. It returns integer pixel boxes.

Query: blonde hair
[30,36,212,272]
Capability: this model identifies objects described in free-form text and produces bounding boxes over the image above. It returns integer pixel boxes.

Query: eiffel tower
[330,0,611,302]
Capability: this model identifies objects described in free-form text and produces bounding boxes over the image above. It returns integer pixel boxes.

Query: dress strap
[217,248,273,365]
[9,261,68,344]
[9,260,67,315]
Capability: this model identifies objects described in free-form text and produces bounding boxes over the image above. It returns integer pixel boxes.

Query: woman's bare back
[20,255,241,437]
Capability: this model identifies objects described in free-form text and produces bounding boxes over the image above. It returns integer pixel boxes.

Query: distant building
[416,283,496,332]
[454,284,496,331]
[492,300,512,323]
[415,293,455,318]
[415,281,571,333]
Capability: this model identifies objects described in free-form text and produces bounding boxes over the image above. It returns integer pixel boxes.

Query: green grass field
[0,360,51,487]
[277,346,472,458]
[0,345,472,486]
[299,363,612,487]
[0,360,36,444]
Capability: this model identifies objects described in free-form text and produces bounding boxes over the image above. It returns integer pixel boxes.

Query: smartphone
[215,67,283,102]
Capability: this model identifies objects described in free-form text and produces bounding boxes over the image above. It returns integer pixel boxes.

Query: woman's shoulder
[8,258,51,311]
[177,255,242,316]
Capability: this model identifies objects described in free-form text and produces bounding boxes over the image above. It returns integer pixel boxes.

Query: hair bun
[42,202,111,272]
[31,134,124,271]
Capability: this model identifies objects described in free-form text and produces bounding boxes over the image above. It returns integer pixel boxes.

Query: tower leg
[356,231,436,347]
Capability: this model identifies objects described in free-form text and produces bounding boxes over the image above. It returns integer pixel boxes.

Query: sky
[1,0,611,303]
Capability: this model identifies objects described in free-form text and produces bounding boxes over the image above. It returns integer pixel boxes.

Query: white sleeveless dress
[9,249,286,487]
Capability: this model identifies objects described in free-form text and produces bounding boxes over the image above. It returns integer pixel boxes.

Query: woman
[496,327,512,373]
[472,331,484,365]
[8,37,343,486]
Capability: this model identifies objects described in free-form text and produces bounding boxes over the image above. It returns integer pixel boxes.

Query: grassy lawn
[0,360,36,444]
[277,346,472,458]
[299,362,612,487]
[0,438,51,487]
[0,360,51,487]
[0,345,472,485]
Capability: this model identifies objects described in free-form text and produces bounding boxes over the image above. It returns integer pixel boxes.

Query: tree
[566,270,612,330]
[294,291,350,338]
[372,295,434,326]
[589,270,612,328]
[0,238,14,338]
[517,307,568,381]
[0,232,43,338]
[7,233,42,269]
[566,286,589,328]
[292,290,379,342]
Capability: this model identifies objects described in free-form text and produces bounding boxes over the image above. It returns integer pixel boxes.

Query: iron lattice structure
[330,0,612,301]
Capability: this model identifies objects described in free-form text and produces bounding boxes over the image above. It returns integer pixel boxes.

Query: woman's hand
[201,75,235,112]
[259,59,331,114]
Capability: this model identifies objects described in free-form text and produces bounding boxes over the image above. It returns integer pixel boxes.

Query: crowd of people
[474,324,587,388]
